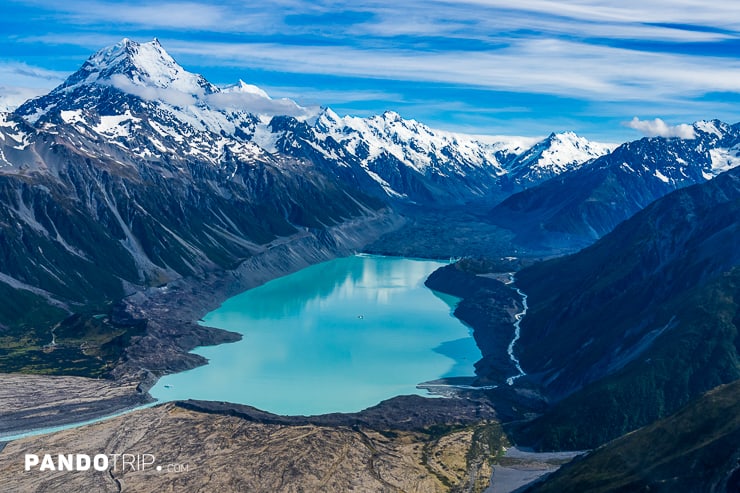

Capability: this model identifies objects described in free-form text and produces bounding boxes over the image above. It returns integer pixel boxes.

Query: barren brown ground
[0,403,502,493]
[0,373,148,437]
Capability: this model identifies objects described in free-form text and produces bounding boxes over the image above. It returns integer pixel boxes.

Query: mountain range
[491,120,740,249]
[11,38,615,207]
[0,38,621,332]
[1,37,739,491]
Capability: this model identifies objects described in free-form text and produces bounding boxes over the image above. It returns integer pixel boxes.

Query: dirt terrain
[0,402,504,492]
[0,374,149,438]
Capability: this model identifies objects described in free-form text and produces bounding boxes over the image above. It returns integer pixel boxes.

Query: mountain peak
[504,131,615,185]
[222,80,270,99]
[58,38,216,95]
[693,119,730,139]
[381,110,403,122]
[549,130,577,140]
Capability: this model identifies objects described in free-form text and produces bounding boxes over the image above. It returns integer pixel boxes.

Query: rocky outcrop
[425,260,524,385]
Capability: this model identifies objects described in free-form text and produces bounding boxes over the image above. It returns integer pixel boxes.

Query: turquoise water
[149,255,481,415]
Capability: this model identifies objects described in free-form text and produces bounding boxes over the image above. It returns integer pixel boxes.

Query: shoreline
[109,209,405,387]
[0,210,410,441]
[0,373,153,440]
[0,390,499,444]
[0,400,160,443]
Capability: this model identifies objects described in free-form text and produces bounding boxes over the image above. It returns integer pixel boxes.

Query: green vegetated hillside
[510,166,740,450]
[526,379,740,493]
[516,268,740,450]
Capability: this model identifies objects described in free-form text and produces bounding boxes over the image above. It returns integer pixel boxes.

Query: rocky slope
[527,379,740,493]
[509,166,740,449]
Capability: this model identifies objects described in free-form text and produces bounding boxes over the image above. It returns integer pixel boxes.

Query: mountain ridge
[508,166,740,450]
[490,120,740,249]
[14,38,613,205]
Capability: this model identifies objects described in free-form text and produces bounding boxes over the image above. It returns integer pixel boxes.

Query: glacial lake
[149,255,482,415]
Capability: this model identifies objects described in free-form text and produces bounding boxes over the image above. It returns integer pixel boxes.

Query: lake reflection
[150,255,481,415]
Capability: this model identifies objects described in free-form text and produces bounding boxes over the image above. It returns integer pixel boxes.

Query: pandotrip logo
[24,453,190,473]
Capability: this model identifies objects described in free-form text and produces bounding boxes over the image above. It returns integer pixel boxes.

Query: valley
[0,37,738,492]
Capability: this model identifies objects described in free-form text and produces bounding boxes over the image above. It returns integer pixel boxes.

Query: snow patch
[251,121,279,154]
[654,169,670,183]
[709,147,740,176]
[93,111,140,138]
[694,120,724,138]
[60,109,85,125]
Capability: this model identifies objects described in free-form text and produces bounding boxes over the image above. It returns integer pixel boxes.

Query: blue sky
[1,0,739,141]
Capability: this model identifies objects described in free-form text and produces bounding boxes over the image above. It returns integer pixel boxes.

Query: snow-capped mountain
[16,39,308,174]
[272,108,543,203]
[490,119,740,248]
[7,36,739,265]
[505,131,616,186]
[0,39,408,327]
[15,38,608,204]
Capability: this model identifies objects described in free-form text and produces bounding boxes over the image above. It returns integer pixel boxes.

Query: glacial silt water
[150,255,481,415]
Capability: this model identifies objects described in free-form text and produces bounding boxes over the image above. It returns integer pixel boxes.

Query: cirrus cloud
[5,0,740,139]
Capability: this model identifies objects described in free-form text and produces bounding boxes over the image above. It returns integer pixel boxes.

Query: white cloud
[7,0,740,138]
[207,91,318,119]
[20,1,275,32]
[0,63,66,110]
[0,86,47,111]
[355,1,737,42]
[108,74,318,118]
[625,117,696,139]
[12,2,740,109]
[109,74,197,106]
[0,62,66,89]
[19,0,740,43]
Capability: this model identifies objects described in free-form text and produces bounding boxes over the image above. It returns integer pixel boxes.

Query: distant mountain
[508,166,740,449]
[503,131,615,187]
[527,379,740,493]
[490,122,740,249]
[264,111,615,204]
[15,39,611,206]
